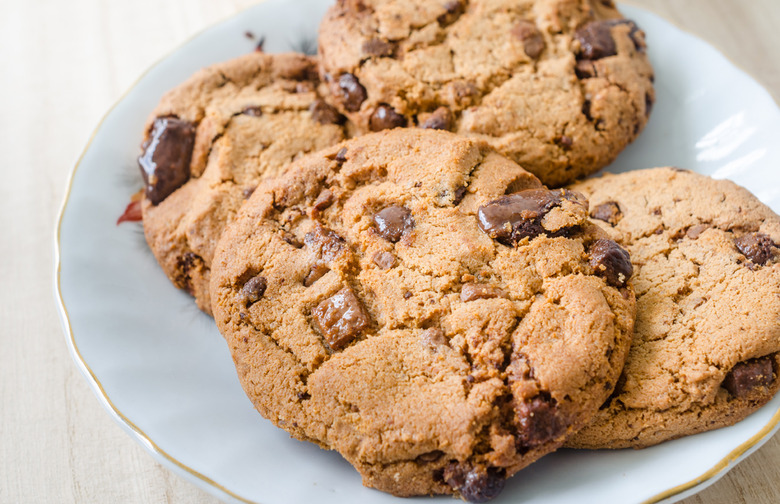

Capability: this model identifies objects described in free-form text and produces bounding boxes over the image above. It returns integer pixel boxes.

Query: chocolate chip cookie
[210,129,635,499]
[317,0,654,187]
[139,52,349,314]
[567,167,780,449]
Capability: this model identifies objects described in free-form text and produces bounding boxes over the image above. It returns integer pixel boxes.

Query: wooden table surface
[2,0,778,502]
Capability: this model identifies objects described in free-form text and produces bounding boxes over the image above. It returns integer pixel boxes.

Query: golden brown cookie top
[139,52,348,314]
[568,167,780,449]
[317,0,654,186]
[210,128,635,499]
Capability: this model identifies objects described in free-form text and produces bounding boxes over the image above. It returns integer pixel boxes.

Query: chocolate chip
[373,206,414,243]
[312,287,371,350]
[304,224,346,261]
[313,189,335,211]
[645,92,654,117]
[723,356,775,398]
[588,239,633,287]
[281,230,303,248]
[590,201,622,226]
[734,232,776,266]
[362,38,395,57]
[309,99,346,125]
[241,275,267,304]
[685,224,708,240]
[369,104,407,131]
[175,252,202,293]
[574,21,617,60]
[575,59,597,79]
[241,106,263,117]
[512,20,545,59]
[335,147,348,163]
[515,395,565,450]
[437,0,465,26]
[372,251,396,270]
[460,284,506,302]
[420,106,453,131]
[555,135,574,150]
[338,73,367,112]
[403,291,412,299]
[477,188,587,246]
[138,117,196,205]
[443,464,505,503]
[453,186,468,206]
[303,264,330,287]
[582,99,593,120]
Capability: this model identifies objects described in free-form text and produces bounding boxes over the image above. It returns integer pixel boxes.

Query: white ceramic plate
[55,1,780,503]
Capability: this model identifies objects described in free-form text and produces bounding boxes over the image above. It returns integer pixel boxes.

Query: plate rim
[52,2,780,503]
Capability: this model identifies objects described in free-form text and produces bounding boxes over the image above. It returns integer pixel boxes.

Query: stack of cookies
[133,0,780,501]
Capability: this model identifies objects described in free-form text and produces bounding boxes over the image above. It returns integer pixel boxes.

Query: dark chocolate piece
[312,287,371,349]
[138,117,196,205]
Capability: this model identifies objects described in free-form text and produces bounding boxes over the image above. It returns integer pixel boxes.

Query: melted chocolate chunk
[443,464,505,503]
[372,251,396,270]
[515,395,565,450]
[369,104,407,131]
[420,106,453,131]
[512,20,545,59]
[723,356,775,398]
[304,224,346,261]
[734,232,776,266]
[338,73,367,112]
[303,264,330,287]
[685,224,708,240]
[588,239,633,287]
[309,99,346,125]
[312,287,370,350]
[574,21,617,60]
[460,284,506,302]
[362,38,395,57]
[590,201,622,226]
[373,206,414,243]
[313,189,335,211]
[241,275,267,304]
[477,188,586,246]
[138,117,196,205]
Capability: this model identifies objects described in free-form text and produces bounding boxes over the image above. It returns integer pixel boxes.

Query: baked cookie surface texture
[210,129,635,500]
[318,0,655,187]
[139,52,348,314]
[567,167,780,449]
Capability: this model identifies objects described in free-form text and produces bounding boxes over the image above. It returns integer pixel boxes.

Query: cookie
[210,129,635,499]
[139,52,349,314]
[566,167,780,449]
[317,0,654,187]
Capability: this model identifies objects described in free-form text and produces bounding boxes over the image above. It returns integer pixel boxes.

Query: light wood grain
[1,0,777,502]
